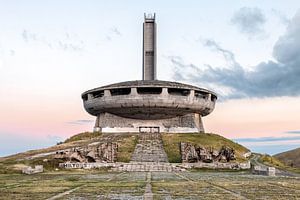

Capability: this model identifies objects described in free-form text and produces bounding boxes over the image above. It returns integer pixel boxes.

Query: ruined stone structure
[22,165,43,175]
[180,142,236,163]
[55,142,118,163]
[251,164,276,176]
[82,14,217,133]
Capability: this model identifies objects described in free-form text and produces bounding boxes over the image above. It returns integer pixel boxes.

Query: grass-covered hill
[0,132,250,173]
[274,147,300,168]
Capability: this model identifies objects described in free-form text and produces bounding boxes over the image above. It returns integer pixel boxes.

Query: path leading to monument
[131,132,168,163]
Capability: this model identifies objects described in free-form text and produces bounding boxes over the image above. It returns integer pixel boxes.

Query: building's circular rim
[82,80,217,98]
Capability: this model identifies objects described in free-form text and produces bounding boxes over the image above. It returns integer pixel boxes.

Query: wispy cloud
[171,11,300,100]
[285,130,300,134]
[232,136,300,155]
[110,27,122,36]
[105,27,122,41]
[234,136,300,143]
[67,119,94,125]
[231,7,266,38]
[22,29,85,52]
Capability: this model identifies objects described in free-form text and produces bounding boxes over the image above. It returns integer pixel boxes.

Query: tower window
[92,90,104,98]
[137,87,162,94]
[195,91,208,99]
[110,88,131,96]
[145,51,154,56]
[168,88,190,96]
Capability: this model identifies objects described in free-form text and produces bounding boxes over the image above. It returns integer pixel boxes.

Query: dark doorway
[139,126,160,133]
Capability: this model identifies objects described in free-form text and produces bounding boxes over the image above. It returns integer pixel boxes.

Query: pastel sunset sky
[0,0,299,156]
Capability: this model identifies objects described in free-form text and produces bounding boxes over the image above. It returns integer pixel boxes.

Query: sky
[0,0,300,156]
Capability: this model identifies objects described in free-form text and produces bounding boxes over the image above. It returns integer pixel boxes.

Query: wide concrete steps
[111,162,186,172]
[131,133,169,163]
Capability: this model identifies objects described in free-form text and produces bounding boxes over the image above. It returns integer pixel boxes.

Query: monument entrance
[139,126,160,133]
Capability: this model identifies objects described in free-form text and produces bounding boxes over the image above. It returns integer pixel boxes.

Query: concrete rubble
[22,165,43,174]
[180,142,236,163]
[55,142,118,163]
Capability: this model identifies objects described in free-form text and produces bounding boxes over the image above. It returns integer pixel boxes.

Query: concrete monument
[82,14,217,133]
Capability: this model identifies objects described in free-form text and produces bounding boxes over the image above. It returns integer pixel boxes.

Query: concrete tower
[143,13,156,80]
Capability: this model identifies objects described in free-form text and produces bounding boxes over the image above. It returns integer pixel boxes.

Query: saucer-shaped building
[82,14,217,133]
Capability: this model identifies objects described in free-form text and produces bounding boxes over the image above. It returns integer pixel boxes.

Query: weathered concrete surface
[131,132,168,163]
[180,142,236,163]
[97,112,204,133]
[83,80,216,120]
[143,13,156,81]
[22,165,43,174]
[55,142,118,163]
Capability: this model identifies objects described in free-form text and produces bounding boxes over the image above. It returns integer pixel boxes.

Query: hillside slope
[0,132,250,173]
[274,147,300,168]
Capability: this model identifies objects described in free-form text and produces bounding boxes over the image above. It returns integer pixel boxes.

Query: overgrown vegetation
[64,131,102,143]
[116,135,138,162]
[162,133,249,163]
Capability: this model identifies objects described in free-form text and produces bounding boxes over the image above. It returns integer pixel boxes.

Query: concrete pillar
[194,113,205,133]
[87,93,93,100]
[104,90,111,97]
[161,88,168,97]
[207,93,211,101]
[131,87,138,96]
[190,90,195,97]
[93,114,102,132]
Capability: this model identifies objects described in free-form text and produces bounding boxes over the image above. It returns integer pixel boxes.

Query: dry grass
[64,132,102,143]
[116,135,138,162]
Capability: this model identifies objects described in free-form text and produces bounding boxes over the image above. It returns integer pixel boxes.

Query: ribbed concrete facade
[143,13,156,80]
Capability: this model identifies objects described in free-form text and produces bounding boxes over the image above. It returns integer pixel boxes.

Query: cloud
[231,7,266,38]
[104,27,122,41]
[271,9,290,25]
[234,136,300,143]
[67,119,94,125]
[22,30,37,42]
[285,130,300,134]
[110,27,122,36]
[22,29,85,52]
[233,136,300,155]
[171,11,300,99]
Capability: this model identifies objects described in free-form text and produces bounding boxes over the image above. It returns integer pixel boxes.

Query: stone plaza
[0,171,299,199]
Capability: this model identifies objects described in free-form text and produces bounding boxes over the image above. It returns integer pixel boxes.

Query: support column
[161,88,168,97]
[194,113,205,133]
[93,114,102,132]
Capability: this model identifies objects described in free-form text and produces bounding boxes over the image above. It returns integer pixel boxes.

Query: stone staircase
[131,132,169,163]
[112,162,186,172]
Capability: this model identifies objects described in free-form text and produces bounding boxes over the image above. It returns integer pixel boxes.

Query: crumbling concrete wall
[55,142,118,163]
[22,165,43,174]
[251,164,276,176]
[180,142,236,163]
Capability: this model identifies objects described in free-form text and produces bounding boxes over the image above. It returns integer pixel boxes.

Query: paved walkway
[112,162,185,172]
[131,132,169,163]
